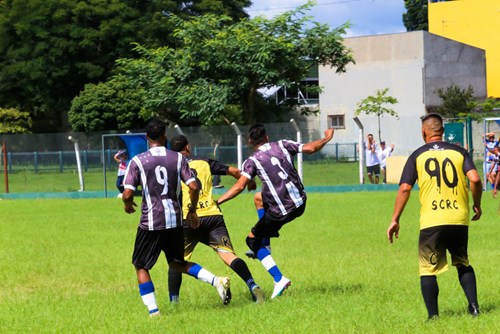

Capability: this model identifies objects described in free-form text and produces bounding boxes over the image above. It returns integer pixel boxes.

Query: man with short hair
[387,113,482,320]
[122,120,231,317]
[216,123,334,299]
[365,133,381,184]
[167,135,264,304]
[377,141,395,184]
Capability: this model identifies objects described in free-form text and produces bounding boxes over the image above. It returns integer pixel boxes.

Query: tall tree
[403,0,428,31]
[354,88,399,142]
[93,2,354,127]
[0,0,251,132]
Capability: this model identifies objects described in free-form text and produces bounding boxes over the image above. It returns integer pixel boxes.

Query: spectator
[114,150,128,196]
[377,141,395,184]
[365,134,381,184]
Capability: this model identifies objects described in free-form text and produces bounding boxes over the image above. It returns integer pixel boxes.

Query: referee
[387,113,482,320]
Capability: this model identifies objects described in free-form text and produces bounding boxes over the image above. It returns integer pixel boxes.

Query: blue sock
[256,246,282,282]
[257,208,265,219]
[188,263,202,276]
[139,281,159,314]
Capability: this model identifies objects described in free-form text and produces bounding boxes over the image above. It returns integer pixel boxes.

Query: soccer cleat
[468,303,480,317]
[215,276,231,305]
[149,310,160,318]
[245,250,257,259]
[271,277,291,299]
[251,284,265,304]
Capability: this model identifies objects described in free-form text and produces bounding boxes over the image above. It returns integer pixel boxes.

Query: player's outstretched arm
[216,175,250,206]
[302,128,334,154]
[387,183,412,243]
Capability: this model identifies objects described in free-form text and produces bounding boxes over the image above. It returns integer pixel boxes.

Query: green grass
[0,160,361,193]
[1,192,498,333]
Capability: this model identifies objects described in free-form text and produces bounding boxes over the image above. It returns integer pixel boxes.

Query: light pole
[290,119,303,181]
[68,136,85,192]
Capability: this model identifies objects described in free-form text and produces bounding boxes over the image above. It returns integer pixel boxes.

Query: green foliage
[0,0,251,132]
[68,79,146,132]
[0,107,32,134]
[354,88,399,142]
[435,84,478,120]
[109,2,354,125]
[403,0,428,31]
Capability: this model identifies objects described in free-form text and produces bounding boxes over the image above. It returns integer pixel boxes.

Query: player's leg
[449,226,480,316]
[167,226,200,303]
[204,215,264,303]
[373,164,381,184]
[132,228,162,317]
[418,227,447,319]
[165,226,231,305]
[246,192,271,259]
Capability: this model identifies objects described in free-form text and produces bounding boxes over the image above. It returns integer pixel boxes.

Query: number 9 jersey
[400,142,477,229]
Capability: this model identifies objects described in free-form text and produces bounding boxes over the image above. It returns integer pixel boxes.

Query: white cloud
[247,0,407,37]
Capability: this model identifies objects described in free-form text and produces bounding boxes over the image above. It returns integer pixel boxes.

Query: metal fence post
[34,152,38,174]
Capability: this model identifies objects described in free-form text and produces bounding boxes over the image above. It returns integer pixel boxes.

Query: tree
[0,107,32,134]
[354,88,399,142]
[0,0,251,132]
[403,0,428,32]
[435,84,477,120]
[96,2,354,126]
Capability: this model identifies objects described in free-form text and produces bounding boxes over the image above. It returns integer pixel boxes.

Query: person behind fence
[167,134,264,304]
[387,113,482,320]
[483,132,499,188]
[365,133,381,184]
[215,123,334,299]
[377,141,395,184]
[121,119,231,317]
[114,149,128,194]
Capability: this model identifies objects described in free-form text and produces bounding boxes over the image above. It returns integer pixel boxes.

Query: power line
[246,0,367,12]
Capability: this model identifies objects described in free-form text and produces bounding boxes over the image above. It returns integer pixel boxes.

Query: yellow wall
[429,0,500,97]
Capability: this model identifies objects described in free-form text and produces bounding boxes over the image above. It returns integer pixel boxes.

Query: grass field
[0,160,360,193]
[1,191,499,333]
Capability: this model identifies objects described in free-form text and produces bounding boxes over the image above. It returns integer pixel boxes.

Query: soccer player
[216,123,334,299]
[387,113,482,320]
[122,120,231,317]
[167,135,264,304]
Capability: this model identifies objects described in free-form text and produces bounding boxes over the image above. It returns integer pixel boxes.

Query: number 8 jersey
[241,140,306,218]
[400,141,477,229]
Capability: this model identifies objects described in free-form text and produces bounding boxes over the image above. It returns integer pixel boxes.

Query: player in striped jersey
[122,120,231,317]
[216,123,334,299]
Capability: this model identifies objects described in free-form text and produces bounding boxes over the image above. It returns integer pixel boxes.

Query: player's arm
[387,183,413,243]
[466,169,482,221]
[226,166,257,191]
[185,179,200,229]
[122,189,137,214]
[216,175,250,205]
[302,128,334,154]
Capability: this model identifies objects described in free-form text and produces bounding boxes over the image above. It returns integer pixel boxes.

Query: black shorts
[251,203,306,239]
[132,226,186,270]
[366,164,381,176]
[183,215,234,259]
[418,225,469,276]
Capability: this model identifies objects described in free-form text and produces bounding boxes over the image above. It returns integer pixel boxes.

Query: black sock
[230,258,255,288]
[168,267,182,301]
[420,275,439,318]
[458,265,478,306]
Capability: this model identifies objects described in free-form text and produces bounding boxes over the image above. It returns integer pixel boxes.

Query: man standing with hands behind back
[387,113,482,320]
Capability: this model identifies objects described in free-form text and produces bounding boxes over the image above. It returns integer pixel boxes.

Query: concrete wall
[315,31,486,156]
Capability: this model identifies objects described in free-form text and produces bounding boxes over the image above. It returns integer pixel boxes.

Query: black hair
[170,135,189,152]
[146,119,166,141]
[248,123,267,147]
[421,112,443,124]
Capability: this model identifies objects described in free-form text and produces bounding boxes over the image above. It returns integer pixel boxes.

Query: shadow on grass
[303,282,364,296]
[441,302,496,317]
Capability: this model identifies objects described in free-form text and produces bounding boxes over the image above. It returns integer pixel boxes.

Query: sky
[246,0,407,37]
